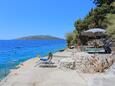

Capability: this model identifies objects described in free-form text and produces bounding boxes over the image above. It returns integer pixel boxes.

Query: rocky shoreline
[0,49,115,86]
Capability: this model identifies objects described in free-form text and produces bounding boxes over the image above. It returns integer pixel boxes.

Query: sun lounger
[85,47,105,54]
[35,52,56,67]
[39,61,56,67]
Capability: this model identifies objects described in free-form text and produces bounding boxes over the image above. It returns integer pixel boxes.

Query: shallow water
[0,40,66,80]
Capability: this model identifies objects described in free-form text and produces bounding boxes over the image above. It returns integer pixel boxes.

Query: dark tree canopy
[73,0,115,45]
[93,0,115,7]
[66,0,115,45]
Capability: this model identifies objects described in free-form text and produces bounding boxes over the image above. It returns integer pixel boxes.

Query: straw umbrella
[81,28,106,37]
[81,28,106,53]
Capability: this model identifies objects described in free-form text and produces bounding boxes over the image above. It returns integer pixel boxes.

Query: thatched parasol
[81,28,106,37]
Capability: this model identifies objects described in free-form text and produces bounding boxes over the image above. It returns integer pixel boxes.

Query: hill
[16,35,64,40]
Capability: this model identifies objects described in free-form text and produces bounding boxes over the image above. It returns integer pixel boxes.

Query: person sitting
[103,39,112,53]
[47,52,53,62]
[35,52,53,67]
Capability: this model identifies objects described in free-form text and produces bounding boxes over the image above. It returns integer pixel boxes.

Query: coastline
[0,49,83,86]
[0,48,66,82]
[0,49,115,86]
[0,39,66,81]
[0,57,39,82]
[0,56,38,81]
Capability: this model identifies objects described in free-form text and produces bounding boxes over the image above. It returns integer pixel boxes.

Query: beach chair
[35,52,55,67]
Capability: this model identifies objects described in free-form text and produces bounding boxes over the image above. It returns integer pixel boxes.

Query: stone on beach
[59,58,75,70]
[88,75,115,86]
[72,52,115,73]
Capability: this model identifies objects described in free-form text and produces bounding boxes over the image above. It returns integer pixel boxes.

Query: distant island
[16,35,64,40]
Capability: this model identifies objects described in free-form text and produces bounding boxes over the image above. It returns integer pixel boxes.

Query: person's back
[104,40,112,53]
[48,52,53,61]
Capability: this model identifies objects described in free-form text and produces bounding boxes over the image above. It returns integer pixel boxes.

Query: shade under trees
[73,0,115,45]
[66,0,115,46]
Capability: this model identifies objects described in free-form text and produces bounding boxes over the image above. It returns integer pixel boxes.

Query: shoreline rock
[73,52,115,73]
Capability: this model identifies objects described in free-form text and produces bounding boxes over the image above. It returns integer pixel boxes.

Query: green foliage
[74,2,115,32]
[106,14,115,38]
[93,0,114,7]
[65,30,79,48]
[73,0,115,45]
[75,3,113,31]
[65,0,115,45]
[73,30,79,45]
[90,4,110,28]
[74,19,88,33]
[65,32,73,48]
[111,2,115,13]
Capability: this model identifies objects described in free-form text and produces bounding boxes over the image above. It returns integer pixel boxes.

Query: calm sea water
[0,40,66,80]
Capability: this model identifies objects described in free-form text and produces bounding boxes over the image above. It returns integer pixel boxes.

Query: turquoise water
[0,40,66,80]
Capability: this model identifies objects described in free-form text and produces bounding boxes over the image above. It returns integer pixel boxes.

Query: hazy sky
[0,0,95,39]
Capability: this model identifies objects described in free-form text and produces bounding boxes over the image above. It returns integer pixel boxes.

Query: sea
[0,40,66,80]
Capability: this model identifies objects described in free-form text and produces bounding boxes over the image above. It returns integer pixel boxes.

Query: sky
[0,0,95,39]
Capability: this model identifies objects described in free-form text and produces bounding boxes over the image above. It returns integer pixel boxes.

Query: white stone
[59,58,75,70]
[88,75,115,86]
[72,52,114,73]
